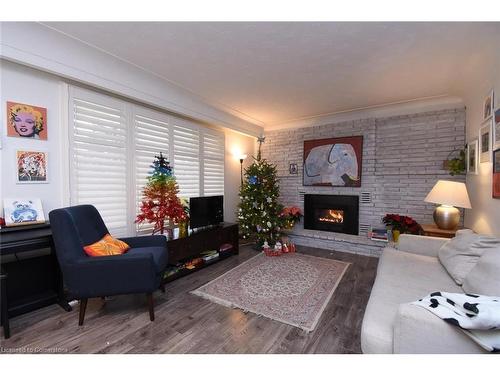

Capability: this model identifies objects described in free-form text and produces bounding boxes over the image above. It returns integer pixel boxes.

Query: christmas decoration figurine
[237,137,284,247]
[136,153,187,235]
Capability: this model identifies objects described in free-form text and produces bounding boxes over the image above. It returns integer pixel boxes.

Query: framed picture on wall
[16,150,48,183]
[493,149,500,199]
[494,107,500,150]
[3,198,46,226]
[6,101,48,140]
[483,89,494,120]
[479,120,492,163]
[303,136,363,187]
[467,139,478,175]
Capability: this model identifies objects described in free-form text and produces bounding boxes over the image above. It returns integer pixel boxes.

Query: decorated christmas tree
[238,138,284,246]
[136,153,187,234]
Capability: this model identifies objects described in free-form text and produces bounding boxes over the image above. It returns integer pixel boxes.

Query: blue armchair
[49,205,168,325]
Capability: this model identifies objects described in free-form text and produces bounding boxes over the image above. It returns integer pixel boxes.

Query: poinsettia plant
[382,214,422,234]
[279,206,303,228]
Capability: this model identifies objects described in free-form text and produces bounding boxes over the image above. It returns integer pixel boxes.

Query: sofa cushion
[438,232,500,285]
[361,247,462,354]
[124,246,168,274]
[463,249,500,297]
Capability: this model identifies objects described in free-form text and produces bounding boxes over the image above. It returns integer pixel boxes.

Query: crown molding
[264,95,465,132]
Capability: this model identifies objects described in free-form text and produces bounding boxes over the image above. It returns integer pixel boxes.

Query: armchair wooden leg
[79,298,88,326]
[146,293,154,321]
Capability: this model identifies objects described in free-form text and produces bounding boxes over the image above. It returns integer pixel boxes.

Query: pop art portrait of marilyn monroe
[7,101,48,140]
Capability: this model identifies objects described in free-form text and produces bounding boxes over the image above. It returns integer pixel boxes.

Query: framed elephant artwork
[303,136,363,187]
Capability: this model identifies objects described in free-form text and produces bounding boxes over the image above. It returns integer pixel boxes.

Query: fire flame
[319,210,344,223]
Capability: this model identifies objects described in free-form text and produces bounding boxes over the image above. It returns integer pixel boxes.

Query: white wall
[0,61,66,216]
[0,60,257,227]
[460,50,500,236]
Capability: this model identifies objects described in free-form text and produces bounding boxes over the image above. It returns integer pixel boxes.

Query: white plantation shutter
[173,121,200,198]
[133,107,170,234]
[69,87,129,236]
[202,129,225,196]
[68,85,226,236]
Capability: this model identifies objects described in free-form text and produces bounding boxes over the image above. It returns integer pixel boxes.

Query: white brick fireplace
[261,108,466,257]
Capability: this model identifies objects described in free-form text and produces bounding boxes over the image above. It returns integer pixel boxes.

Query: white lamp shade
[424,180,472,209]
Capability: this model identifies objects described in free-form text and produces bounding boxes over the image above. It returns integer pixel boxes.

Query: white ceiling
[43,22,500,127]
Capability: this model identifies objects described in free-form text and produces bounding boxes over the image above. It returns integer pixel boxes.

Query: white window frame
[67,85,225,236]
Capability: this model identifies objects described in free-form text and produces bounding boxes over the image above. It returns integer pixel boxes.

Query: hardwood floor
[0,245,378,354]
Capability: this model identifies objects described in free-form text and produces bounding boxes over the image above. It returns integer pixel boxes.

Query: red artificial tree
[135,153,187,234]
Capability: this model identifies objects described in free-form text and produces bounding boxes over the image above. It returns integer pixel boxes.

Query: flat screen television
[189,195,224,229]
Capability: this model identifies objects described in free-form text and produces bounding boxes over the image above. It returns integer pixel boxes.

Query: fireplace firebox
[304,194,359,235]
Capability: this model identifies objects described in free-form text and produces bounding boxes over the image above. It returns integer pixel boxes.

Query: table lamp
[424,180,471,230]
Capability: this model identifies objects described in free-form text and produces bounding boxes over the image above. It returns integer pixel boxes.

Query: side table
[421,223,464,239]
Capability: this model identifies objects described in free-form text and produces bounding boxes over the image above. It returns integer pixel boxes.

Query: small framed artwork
[479,120,492,163]
[289,163,298,174]
[3,198,46,226]
[483,89,494,120]
[494,107,500,150]
[16,150,48,183]
[7,101,48,140]
[467,139,478,175]
[493,149,500,199]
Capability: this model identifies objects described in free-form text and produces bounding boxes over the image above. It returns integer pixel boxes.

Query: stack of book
[164,264,183,278]
[219,243,234,258]
[201,250,219,264]
[369,228,390,242]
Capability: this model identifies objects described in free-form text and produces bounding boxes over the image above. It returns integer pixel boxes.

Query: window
[202,129,225,196]
[69,86,225,236]
[69,87,129,236]
[173,120,200,198]
[133,107,170,234]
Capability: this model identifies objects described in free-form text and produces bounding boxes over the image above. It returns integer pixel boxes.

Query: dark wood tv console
[163,222,239,283]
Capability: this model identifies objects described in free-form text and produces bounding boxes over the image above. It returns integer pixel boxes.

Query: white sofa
[361,234,486,354]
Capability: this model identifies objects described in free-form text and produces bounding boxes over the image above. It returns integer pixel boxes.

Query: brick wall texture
[261,108,466,234]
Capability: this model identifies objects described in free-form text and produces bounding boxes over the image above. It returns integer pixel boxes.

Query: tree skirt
[191,253,350,332]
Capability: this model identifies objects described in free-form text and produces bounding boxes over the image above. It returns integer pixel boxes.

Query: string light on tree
[237,136,284,246]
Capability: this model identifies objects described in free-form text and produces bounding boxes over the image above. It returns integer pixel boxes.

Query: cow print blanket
[412,292,500,352]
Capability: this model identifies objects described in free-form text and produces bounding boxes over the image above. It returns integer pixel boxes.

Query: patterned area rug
[192,252,350,332]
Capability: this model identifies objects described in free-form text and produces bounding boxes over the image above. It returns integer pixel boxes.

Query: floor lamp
[239,154,247,185]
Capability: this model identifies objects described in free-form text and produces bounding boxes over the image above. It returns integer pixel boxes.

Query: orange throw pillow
[83,234,130,257]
